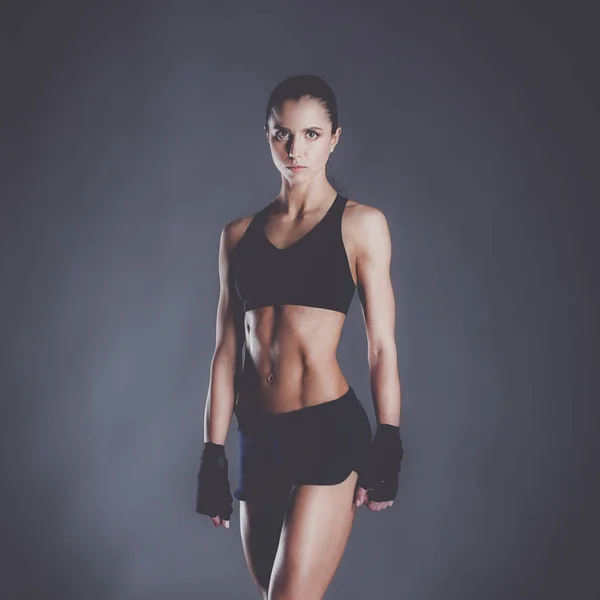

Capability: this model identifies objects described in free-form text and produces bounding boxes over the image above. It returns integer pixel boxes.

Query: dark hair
[264,74,347,196]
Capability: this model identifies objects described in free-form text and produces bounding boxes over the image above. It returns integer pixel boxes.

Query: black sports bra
[233,193,356,315]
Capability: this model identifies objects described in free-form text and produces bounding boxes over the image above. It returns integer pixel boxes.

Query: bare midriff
[237,305,351,414]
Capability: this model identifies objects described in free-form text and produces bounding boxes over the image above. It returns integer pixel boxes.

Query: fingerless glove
[195,442,233,519]
[357,423,404,502]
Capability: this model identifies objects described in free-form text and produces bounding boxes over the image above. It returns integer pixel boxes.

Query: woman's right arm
[203,220,246,446]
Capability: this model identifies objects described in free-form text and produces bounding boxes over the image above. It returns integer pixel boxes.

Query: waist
[239,362,350,410]
[234,383,357,425]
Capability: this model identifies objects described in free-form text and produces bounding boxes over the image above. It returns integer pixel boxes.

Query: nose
[287,136,303,158]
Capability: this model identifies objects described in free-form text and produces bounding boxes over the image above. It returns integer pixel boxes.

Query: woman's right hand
[196,442,234,528]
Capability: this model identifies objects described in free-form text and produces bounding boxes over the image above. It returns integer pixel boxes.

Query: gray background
[2,1,598,599]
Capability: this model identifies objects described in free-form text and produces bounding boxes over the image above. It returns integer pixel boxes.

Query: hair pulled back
[264,74,346,195]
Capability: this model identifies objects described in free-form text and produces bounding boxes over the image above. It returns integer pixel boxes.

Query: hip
[234,384,372,458]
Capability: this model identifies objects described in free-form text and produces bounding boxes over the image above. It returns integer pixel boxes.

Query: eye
[274,131,319,141]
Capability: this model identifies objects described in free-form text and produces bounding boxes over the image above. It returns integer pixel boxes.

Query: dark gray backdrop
[2,1,598,599]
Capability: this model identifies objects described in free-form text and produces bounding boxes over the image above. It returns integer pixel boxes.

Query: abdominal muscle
[237,304,350,414]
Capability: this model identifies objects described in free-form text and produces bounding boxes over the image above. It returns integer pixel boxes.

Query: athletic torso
[231,192,360,413]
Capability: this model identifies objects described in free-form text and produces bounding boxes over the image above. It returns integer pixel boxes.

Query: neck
[275,174,337,216]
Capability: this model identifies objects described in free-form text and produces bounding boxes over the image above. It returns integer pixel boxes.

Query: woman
[196,74,404,599]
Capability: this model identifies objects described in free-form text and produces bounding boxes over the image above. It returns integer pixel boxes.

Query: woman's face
[266,96,341,183]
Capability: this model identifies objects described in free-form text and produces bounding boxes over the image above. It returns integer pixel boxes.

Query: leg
[240,496,289,599]
[268,470,359,600]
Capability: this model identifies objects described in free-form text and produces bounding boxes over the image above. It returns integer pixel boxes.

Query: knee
[254,567,273,600]
[268,581,322,600]
[267,589,293,600]
[268,591,321,600]
[251,574,269,600]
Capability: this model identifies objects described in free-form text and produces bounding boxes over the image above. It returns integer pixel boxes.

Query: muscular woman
[196,74,404,600]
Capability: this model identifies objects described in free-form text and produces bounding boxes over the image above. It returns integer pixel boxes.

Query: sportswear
[234,193,356,315]
[233,385,372,502]
[357,424,404,502]
[195,442,234,519]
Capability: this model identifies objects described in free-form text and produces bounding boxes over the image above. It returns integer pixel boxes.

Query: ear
[330,126,342,151]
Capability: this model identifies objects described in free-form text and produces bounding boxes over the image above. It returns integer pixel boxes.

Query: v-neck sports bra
[233,193,356,315]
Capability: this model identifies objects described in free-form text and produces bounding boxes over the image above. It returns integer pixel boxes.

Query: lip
[287,165,306,170]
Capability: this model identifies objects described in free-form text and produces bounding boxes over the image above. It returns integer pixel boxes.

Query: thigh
[239,497,289,599]
[268,470,359,600]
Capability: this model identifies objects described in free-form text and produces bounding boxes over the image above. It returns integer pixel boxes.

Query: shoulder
[343,199,390,251]
[220,212,258,256]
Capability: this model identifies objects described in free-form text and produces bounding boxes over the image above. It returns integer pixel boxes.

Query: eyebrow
[273,125,324,132]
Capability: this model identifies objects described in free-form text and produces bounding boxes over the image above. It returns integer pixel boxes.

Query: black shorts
[233,385,372,502]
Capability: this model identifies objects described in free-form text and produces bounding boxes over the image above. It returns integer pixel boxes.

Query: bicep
[356,208,396,353]
[214,225,245,361]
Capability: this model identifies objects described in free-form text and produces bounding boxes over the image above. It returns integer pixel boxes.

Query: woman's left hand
[354,486,394,511]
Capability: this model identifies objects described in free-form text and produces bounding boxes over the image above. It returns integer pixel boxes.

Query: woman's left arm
[355,206,401,427]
